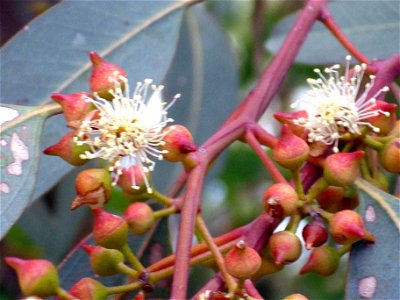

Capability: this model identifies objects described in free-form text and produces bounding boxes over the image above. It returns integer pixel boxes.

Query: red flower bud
[263,183,298,218]
[317,186,359,213]
[124,202,155,235]
[302,220,328,250]
[82,244,124,276]
[329,210,374,245]
[323,151,364,186]
[117,166,149,195]
[71,169,112,210]
[269,231,302,265]
[363,100,397,135]
[69,277,108,300]
[44,131,90,166]
[51,92,94,127]
[89,51,127,99]
[92,208,128,249]
[282,293,309,300]
[274,110,308,137]
[379,138,400,173]
[161,125,197,162]
[5,257,59,297]
[300,245,340,276]
[224,240,262,279]
[273,124,309,170]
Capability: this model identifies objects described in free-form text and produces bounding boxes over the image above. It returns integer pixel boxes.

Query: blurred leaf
[0,0,194,204]
[0,104,53,238]
[346,179,400,300]
[266,1,399,64]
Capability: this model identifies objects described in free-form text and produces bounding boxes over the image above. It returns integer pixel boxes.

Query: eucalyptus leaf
[266,1,399,64]
[345,179,400,300]
[0,0,195,207]
[0,104,55,238]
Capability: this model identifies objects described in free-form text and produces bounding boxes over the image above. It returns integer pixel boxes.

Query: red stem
[319,8,371,64]
[244,280,264,299]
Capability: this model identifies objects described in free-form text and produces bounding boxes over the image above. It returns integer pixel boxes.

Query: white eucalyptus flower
[74,74,180,193]
[291,56,389,153]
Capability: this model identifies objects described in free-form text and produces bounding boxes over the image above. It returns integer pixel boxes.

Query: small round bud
[117,166,149,195]
[44,131,90,166]
[379,138,400,174]
[282,293,309,300]
[302,220,328,250]
[269,231,302,265]
[363,100,397,135]
[299,245,340,276]
[5,257,59,297]
[92,208,128,249]
[160,125,197,162]
[71,168,112,210]
[263,183,298,218]
[273,125,309,170]
[224,240,262,279]
[329,210,373,245]
[317,186,359,213]
[124,202,155,235]
[274,110,308,137]
[51,92,94,127]
[89,51,127,99]
[82,244,124,276]
[323,151,364,186]
[69,277,108,300]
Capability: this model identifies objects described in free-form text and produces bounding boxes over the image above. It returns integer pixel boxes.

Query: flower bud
[317,186,359,213]
[323,151,364,186]
[363,100,397,135]
[92,208,128,249]
[51,92,94,127]
[82,244,124,276]
[274,110,308,137]
[117,166,149,195]
[263,183,298,218]
[282,293,309,300]
[71,168,112,210]
[329,210,374,245]
[269,231,302,265]
[160,125,197,162]
[69,278,108,300]
[273,124,309,170]
[89,51,127,99]
[5,257,59,297]
[124,202,155,235]
[302,220,328,250]
[224,240,261,279]
[251,252,283,280]
[379,138,400,173]
[44,131,90,166]
[299,245,340,276]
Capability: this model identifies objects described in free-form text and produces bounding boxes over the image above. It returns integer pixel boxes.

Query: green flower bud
[69,278,108,300]
[82,244,124,276]
[300,245,340,276]
[323,151,364,186]
[124,202,155,235]
[269,231,302,265]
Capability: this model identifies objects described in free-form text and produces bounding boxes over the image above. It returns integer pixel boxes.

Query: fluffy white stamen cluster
[291,56,390,153]
[74,73,180,193]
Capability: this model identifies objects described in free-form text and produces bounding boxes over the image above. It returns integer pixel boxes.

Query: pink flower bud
[51,92,94,127]
[89,51,127,99]
[269,231,302,265]
[69,277,108,300]
[117,166,149,195]
[92,208,128,249]
[363,100,397,135]
[71,169,112,210]
[124,202,155,235]
[82,244,124,276]
[44,131,90,166]
[273,124,309,170]
[302,220,328,250]
[224,240,262,279]
[323,151,364,186]
[300,245,340,276]
[380,138,400,173]
[263,183,298,218]
[5,257,59,297]
[317,186,359,213]
[274,110,308,137]
[161,125,197,162]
